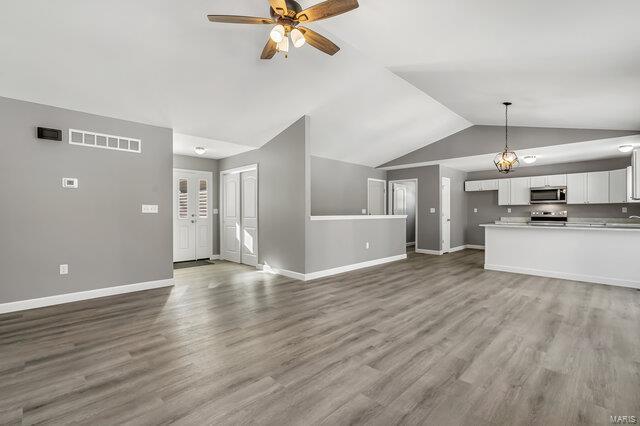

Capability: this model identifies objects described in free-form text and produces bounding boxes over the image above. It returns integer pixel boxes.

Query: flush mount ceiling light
[619,145,635,153]
[494,102,519,174]
[522,155,537,164]
[207,0,359,59]
[194,146,207,155]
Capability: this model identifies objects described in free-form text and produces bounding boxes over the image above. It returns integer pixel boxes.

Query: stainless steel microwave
[530,186,567,204]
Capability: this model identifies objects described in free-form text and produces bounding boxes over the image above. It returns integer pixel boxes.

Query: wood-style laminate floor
[1,250,639,425]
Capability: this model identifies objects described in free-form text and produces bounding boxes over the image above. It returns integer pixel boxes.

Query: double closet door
[221,168,258,267]
[173,169,213,262]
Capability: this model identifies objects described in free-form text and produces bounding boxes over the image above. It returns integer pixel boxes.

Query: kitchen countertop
[481,222,640,231]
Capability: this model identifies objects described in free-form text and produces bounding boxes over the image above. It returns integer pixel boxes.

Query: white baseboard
[210,255,220,260]
[257,254,407,282]
[256,264,306,281]
[484,264,640,290]
[0,278,175,314]
[416,245,485,256]
[305,254,407,281]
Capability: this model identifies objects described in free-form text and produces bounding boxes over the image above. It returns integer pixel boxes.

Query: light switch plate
[362,209,367,214]
[365,242,370,249]
[142,204,159,214]
[59,264,68,275]
[429,208,436,214]
[507,208,512,213]
[213,208,219,215]
[622,207,628,213]
[474,208,478,213]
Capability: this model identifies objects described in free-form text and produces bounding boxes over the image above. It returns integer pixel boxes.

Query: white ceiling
[320,0,640,131]
[1,0,638,167]
[173,133,255,159]
[381,135,640,172]
[0,0,469,167]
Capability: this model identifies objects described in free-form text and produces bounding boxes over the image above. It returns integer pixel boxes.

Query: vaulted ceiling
[1,0,638,167]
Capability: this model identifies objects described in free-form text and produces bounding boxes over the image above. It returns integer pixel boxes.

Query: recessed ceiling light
[522,155,537,164]
[619,145,634,153]
[194,146,207,155]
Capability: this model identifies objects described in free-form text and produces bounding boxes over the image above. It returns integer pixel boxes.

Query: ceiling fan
[207,0,359,59]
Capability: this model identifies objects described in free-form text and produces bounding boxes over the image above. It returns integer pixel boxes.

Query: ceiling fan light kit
[207,0,359,59]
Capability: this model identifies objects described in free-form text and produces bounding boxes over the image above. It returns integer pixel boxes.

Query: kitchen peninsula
[481,221,640,289]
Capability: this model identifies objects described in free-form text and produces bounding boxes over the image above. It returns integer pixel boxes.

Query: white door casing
[173,169,213,262]
[241,169,258,267]
[368,178,387,215]
[441,177,451,253]
[221,172,241,263]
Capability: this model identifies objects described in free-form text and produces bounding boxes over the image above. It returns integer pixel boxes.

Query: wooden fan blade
[296,0,358,23]
[268,0,288,16]
[298,27,340,55]
[261,38,278,59]
[207,15,275,24]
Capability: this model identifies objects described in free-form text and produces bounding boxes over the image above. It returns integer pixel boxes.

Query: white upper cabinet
[609,169,627,204]
[587,171,610,204]
[510,177,531,205]
[567,173,588,204]
[547,174,567,187]
[465,179,498,192]
[498,179,511,205]
[530,174,567,188]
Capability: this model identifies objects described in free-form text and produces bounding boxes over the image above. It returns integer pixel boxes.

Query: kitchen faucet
[630,216,640,220]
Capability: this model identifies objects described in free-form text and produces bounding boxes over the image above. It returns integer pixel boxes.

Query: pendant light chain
[504,103,509,150]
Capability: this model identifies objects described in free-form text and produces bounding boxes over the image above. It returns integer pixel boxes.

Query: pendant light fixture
[494,102,519,174]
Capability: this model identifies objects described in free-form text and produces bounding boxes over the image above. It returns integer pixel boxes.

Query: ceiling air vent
[69,129,142,154]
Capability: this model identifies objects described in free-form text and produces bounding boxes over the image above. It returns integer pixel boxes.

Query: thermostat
[62,178,78,189]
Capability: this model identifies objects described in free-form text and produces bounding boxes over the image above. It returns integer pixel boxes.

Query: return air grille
[69,129,142,153]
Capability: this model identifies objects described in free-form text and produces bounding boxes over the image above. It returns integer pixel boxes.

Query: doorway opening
[220,164,259,267]
[389,179,418,250]
[173,169,213,263]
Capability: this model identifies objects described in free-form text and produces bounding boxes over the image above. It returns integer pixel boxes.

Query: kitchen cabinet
[498,179,511,205]
[567,173,588,204]
[509,177,531,205]
[627,167,640,203]
[609,169,627,203]
[465,179,498,192]
[587,171,609,204]
[530,174,567,188]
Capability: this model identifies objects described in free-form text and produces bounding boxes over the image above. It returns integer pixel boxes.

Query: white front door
[441,177,451,253]
[221,172,241,263]
[368,179,386,215]
[173,170,212,262]
[241,170,258,266]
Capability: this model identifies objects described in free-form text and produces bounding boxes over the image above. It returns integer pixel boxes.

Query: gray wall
[173,154,220,255]
[465,157,640,245]
[0,97,173,304]
[311,156,387,215]
[440,166,468,249]
[306,219,406,273]
[381,125,639,168]
[387,166,441,251]
[219,117,307,274]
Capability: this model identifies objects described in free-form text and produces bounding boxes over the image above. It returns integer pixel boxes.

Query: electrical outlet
[59,264,69,275]
[213,208,219,215]
[474,208,478,213]
[507,208,512,213]
[429,208,436,214]
[622,207,628,213]
[365,242,370,249]
[362,209,367,214]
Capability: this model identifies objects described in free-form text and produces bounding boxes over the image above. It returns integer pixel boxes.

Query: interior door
[368,179,386,215]
[173,170,212,262]
[173,171,197,262]
[241,170,258,266]
[221,173,241,263]
[392,183,407,215]
[441,177,451,253]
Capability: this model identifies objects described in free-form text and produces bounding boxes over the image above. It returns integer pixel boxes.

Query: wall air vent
[69,129,142,154]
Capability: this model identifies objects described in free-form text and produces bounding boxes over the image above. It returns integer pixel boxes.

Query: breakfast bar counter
[481,223,640,289]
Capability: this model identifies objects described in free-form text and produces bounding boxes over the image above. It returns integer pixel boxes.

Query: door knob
[190,220,195,223]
